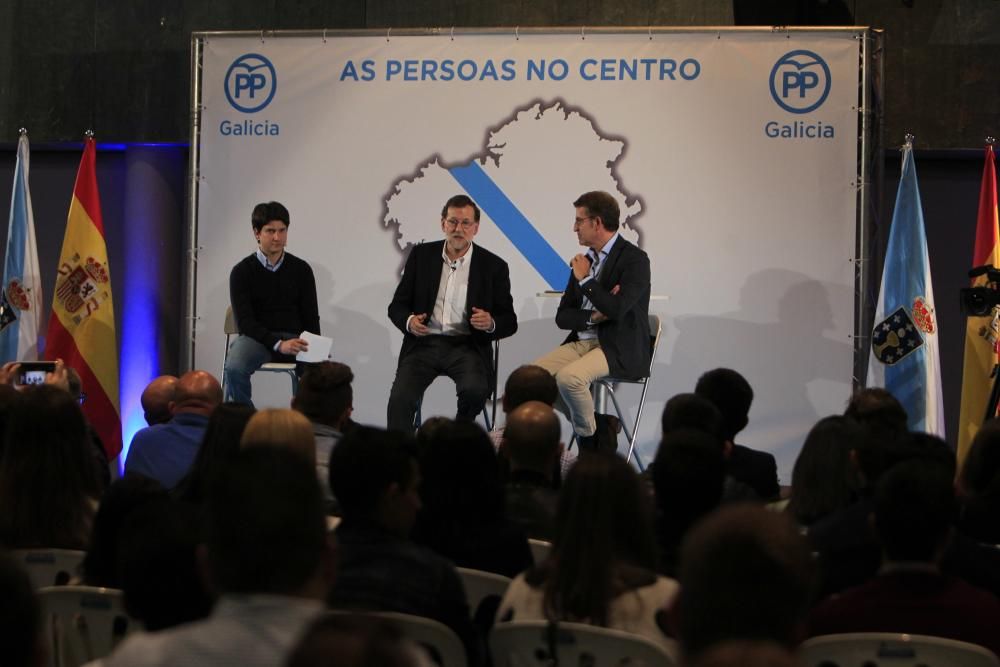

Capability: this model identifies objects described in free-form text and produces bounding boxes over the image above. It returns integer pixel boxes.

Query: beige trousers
[532,340,609,437]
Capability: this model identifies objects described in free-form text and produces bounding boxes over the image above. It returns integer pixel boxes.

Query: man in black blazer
[534,191,651,451]
[387,194,517,432]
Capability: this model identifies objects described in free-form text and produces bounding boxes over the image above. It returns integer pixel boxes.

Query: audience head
[288,614,423,667]
[874,457,956,564]
[173,402,256,506]
[652,428,726,534]
[677,505,815,659]
[292,361,354,430]
[140,375,177,425]
[502,365,558,412]
[0,384,99,548]
[573,191,620,232]
[251,200,290,232]
[844,387,908,443]
[329,426,420,536]
[241,408,316,464]
[0,551,41,667]
[170,370,222,418]
[959,418,1000,498]
[502,401,561,474]
[785,416,862,526]
[205,447,330,598]
[694,368,754,442]
[661,393,723,441]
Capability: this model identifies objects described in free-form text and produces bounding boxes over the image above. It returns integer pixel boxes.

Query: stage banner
[194,29,863,481]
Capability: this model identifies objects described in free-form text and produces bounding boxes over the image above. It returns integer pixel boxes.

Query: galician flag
[0,131,43,362]
[867,138,944,437]
[44,136,121,459]
[957,142,1000,463]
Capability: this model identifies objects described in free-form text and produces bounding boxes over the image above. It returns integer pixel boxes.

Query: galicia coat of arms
[872,306,924,366]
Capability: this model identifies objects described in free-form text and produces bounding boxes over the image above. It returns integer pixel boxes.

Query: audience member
[675,505,815,661]
[241,407,316,464]
[695,368,780,500]
[414,419,532,577]
[784,416,861,527]
[141,375,178,425]
[686,641,800,667]
[0,384,100,549]
[808,458,1000,655]
[0,384,22,462]
[101,447,334,665]
[287,614,427,667]
[0,551,42,667]
[843,387,908,444]
[501,401,562,541]
[65,365,112,491]
[956,418,1000,544]
[124,370,223,489]
[172,402,256,507]
[292,361,354,510]
[652,428,726,577]
[82,476,169,587]
[497,453,678,656]
[326,426,479,666]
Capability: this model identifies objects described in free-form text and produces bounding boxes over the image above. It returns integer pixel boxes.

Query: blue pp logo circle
[224,53,277,113]
[769,50,831,114]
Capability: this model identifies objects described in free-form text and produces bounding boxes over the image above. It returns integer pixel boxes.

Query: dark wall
[0,1,995,147]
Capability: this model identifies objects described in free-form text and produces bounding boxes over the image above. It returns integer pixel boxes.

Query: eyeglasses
[444,218,477,229]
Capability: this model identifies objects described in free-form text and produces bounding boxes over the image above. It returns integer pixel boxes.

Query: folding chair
[37,585,138,667]
[527,539,552,566]
[222,305,298,398]
[12,549,85,589]
[800,632,1000,667]
[329,609,467,667]
[491,620,677,667]
[455,567,512,619]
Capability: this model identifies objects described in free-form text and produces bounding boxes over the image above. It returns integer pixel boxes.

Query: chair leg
[625,382,650,470]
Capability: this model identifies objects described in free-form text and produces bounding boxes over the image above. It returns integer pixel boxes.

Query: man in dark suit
[387,194,517,432]
[533,191,651,451]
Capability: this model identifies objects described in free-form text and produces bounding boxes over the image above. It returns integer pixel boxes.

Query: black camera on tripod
[960,265,1000,317]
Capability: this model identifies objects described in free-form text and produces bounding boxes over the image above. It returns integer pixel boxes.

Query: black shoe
[594,413,620,454]
[576,433,599,451]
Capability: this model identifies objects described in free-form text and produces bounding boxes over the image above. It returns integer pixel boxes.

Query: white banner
[194,29,863,482]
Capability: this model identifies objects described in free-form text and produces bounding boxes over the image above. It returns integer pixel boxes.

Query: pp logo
[225,53,277,113]
[769,50,831,114]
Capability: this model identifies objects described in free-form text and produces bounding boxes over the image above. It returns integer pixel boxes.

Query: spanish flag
[957,143,1000,464]
[44,137,121,459]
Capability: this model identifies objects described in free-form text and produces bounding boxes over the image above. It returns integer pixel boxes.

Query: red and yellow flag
[958,143,1000,464]
[44,137,121,459]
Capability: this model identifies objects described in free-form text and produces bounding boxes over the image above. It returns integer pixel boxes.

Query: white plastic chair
[527,538,552,566]
[37,585,138,667]
[222,305,298,398]
[456,567,512,619]
[491,620,677,666]
[800,632,1000,667]
[12,549,85,589]
[329,610,467,667]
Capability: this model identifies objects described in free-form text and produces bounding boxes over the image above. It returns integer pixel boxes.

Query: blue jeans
[223,334,294,406]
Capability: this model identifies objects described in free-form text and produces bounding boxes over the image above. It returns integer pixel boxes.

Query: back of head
[694,368,753,441]
[652,429,726,532]
[328,426,418,521]
[418,420,503,525]
[205,447,326,595]
[503,365,558,411]
[678,505,815,659]
[0,551,40,667]
[844,388,908,443]
[960,419,1000,497]
[241,408,316,464]
[293,362,354,429]
[503,401,561,473]
[288,614,423,667]
[874,458,955,563]
[252,200,290,231]
[786,415,862,526]
[172,370,223,416]
[661,393,723,438]
[140,375,178,425]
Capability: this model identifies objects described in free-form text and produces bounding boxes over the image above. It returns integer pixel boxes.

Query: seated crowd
[3,359,1000,667]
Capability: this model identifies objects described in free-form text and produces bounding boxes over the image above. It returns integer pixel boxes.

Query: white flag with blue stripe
[867,141,944,436]
[0,133,43,362]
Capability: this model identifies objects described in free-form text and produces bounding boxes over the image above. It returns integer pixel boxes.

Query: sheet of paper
[296,331,333,363]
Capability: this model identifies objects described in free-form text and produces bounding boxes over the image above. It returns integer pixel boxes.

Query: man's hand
[278,338,309,355]
[571,254,591,282]
[470,307,494,331]
[408,313,431,337]
[590,311,608,324]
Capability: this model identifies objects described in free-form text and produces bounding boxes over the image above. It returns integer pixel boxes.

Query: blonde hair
[240,408,316,464]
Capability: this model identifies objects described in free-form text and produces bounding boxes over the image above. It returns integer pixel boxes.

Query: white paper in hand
[296,331,333,363]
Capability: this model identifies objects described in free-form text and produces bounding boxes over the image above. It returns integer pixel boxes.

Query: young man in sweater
[224,201,320,405]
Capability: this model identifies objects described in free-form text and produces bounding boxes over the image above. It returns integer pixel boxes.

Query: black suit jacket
[388,241,517,381]
[555,236,651,379]
[728,443,780,501]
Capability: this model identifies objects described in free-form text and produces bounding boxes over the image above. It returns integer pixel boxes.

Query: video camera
[960,265,1000,317]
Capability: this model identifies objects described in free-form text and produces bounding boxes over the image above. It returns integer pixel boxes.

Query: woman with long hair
[785,416,861,527]
[496,453,678,651]
[0,385,101,549]
[173,402,256,506]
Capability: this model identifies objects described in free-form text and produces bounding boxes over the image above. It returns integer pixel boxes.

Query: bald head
[171,371,223,417]
[142,375,178,425]
[503,401,561,473]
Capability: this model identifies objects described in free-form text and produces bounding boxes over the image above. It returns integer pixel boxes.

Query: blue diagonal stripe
[448,162,566,289]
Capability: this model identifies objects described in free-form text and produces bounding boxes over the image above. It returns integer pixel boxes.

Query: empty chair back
[800,633,1000,667]
[491,620,677,667]
[37,585,137,667]
[13,549,85,589]
[329,610,467,667]
[456,567,512,620]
